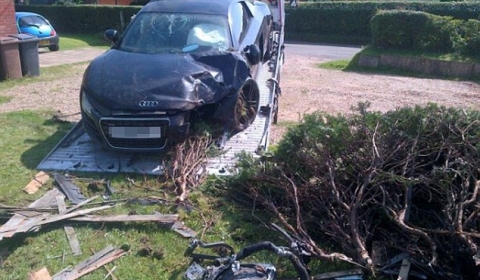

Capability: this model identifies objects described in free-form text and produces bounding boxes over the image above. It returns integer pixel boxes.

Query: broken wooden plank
[56,195,82,256]
[0,204,54,212]
[171,221,197,238]
[313,268,364,280]
[0,205,113,234]
[34,205,114,228]
[68,213,178,223]
[89,248,118,280]
[0,212,50,240]
[0,189,64,240]
[52,246,126,280]
[24,171,50,194]
[397,257,411,280]
[28,267,52,280]
[53,173,86,204]
[29,188,65,209]
[63,195,100,214]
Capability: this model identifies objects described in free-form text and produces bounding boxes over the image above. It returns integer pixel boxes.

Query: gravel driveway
[0,50,478,143]
[270,53,480,143]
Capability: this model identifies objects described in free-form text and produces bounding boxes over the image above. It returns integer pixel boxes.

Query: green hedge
[285,1,480,44]
[15,1,480,45]
[15,5,140,33]
[370,10,480,56]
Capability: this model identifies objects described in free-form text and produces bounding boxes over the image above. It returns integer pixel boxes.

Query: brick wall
[0,0,17,36]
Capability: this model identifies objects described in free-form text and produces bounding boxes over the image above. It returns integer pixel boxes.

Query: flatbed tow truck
[37,0,285,176]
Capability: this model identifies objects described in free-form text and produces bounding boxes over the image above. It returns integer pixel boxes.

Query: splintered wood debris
[52,246,126,280]
[53,173,87,204]
[2,173,198,278]
[0,187,189,241]
[28,246,126,280]
[56,194,82,256]
[24,171,50,194]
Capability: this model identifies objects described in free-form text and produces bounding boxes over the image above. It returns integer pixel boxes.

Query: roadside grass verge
[358,45,480,64]
[319,46,480,81]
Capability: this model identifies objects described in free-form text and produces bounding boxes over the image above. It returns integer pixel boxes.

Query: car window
[18,15,49,28]
[230,3,251,44]
[120,12,231,54]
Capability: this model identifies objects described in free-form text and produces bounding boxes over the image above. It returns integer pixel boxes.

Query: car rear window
[18,16,49,28]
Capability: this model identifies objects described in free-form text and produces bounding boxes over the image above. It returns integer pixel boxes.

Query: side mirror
[244,44,261,66]
[104,29,119,43]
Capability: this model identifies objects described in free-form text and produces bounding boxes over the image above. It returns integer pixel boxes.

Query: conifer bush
[229,104,480,279]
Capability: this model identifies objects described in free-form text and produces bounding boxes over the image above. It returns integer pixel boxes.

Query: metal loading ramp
[37,122,166,175]
[206,37,283,175]
[205,66,272,175]
[37,54,281,176]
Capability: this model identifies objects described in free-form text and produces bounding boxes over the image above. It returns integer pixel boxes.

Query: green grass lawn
[0,107,334,278]
[59,33,111,51]
[0,46,348,278]
[0,109,279,279]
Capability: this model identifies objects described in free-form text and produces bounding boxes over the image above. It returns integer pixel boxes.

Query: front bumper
[81,92,190,152]
[38,34,59,48]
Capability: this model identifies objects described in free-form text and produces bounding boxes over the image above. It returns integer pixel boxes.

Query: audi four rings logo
[139,101,159,107]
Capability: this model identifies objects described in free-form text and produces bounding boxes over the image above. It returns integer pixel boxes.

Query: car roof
[141,0,238,15]
[15,12,44,18]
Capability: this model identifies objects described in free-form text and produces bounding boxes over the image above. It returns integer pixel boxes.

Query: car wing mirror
[104,29,119,44]
[244,44,261,66]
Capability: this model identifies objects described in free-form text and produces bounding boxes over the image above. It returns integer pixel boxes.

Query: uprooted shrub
[227,103,480,279]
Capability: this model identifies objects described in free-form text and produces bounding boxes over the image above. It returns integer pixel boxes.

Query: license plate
[109,127,161,139]
[39,39,50,46]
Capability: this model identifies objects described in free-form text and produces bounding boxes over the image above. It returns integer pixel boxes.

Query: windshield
[120,12,232,54]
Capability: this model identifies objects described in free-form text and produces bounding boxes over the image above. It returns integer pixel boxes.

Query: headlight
[81,89,94,114]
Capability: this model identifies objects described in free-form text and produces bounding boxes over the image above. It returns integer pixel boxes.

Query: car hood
[82,49,250,112]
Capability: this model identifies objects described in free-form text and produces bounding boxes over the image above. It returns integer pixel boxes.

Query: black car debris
[80,0,274,152]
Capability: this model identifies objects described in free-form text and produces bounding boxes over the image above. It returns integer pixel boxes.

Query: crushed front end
[79,48,249,152]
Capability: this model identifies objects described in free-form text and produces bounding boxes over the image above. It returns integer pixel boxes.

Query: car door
[230,0,272,63]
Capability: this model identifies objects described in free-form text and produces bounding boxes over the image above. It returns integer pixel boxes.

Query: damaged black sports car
[80,0,273,152]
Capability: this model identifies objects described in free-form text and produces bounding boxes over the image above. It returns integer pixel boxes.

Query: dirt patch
[0,55,478,145]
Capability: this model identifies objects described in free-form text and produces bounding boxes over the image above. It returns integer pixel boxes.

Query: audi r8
[80,0,273,152]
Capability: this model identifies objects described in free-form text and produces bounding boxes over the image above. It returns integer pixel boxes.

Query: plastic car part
[244,44,261,66]
[183,223,311,280]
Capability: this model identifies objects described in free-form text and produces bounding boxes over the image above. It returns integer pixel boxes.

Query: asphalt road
[284,42,362,60]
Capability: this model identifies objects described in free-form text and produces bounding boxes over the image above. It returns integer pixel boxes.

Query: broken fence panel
[53,173,86,204]
[52,245,126,280]
[56,195,82,256]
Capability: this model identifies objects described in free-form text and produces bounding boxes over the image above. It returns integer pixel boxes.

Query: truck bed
[37,2,285,176]
[37,49,282,176]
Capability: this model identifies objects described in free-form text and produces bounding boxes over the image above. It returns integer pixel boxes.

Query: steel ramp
[37,122,166,175]
[205,60,276,175]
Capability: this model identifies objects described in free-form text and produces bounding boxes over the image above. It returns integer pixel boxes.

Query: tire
[232,80,260,132]
[49,44,59,52]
